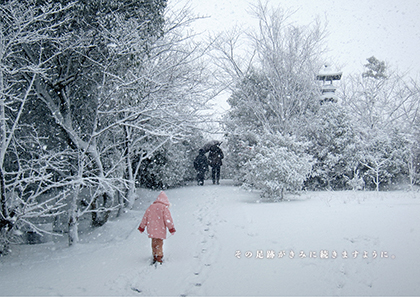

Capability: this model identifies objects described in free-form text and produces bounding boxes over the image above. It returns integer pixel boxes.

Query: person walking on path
[194,149,209,186]
[138,191,176,264]
[208,143,224,185]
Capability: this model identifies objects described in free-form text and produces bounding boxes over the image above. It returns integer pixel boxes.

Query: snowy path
[1,180,420,296]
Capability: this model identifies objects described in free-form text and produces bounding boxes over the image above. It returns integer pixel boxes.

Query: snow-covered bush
[243,133,313,200]
[347,170,365,190]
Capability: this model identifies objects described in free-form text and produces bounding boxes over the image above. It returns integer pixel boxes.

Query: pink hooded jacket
[138,191,176,239]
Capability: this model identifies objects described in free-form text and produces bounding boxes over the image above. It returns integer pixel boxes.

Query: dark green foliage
[362,56,387,79]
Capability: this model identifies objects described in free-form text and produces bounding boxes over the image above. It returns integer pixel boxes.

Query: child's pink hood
[154,191,170,206]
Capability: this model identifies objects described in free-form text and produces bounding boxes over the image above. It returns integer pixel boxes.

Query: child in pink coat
[138,191,176,264]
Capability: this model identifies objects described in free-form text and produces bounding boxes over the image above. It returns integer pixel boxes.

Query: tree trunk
[0,168,10,255]
[91,193,110,227]
[87,138,112,227]
[124,125,135,209]
[116,190,124,217]
[0,50,6,221]
[0,169,6,221]
[68,185,80,246]
[408,149,415,191]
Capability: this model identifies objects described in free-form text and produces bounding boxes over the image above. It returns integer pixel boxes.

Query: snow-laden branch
[0,74,36,168]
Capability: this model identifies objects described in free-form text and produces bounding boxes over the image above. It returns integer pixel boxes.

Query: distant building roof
[316,64,342,81]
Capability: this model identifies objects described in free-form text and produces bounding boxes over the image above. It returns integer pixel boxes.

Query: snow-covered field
[0,180,419,296]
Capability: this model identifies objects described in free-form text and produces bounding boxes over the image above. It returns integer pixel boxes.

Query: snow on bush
[243,133,313,200]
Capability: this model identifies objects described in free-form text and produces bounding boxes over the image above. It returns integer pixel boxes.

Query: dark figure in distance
[194,149,208,186]
[208,144,224,185]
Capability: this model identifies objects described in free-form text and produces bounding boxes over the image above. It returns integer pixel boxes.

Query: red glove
[138,226,145,233]
[169,228,176,235]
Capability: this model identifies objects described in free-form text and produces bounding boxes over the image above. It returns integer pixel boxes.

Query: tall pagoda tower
[316,64,342,103]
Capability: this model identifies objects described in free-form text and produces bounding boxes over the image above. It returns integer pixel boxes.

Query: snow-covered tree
[248,2,326,134]
[225,70,275,134]
[219,2,325,194]
[63,2,213,243]
[1,0,214,248]
[304,102,359,190]
[362,56,387,80]
[224,129,259,185]
[19,0,170,243]
[358,129,410,191]
[340,57,420,189]
[220,3,326,134]
[0,0,76,253]
[112,5,216,194]
[341,56,420,133]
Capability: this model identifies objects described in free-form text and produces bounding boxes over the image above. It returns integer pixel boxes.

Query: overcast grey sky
[170,0,420,78]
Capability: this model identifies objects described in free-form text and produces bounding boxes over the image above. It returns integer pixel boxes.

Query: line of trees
[218,3,420,199]
[0,0,216,254]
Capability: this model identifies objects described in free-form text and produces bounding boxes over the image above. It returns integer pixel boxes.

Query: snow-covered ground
[1,180,419,296]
